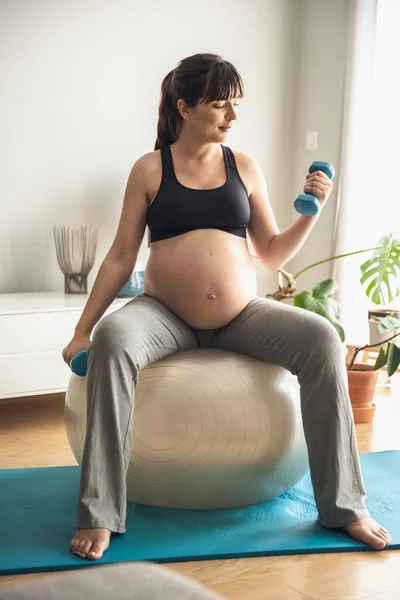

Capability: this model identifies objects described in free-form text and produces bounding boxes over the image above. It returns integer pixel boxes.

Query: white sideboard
[0,291,129,399]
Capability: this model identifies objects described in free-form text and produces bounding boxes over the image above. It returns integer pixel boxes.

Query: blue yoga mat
[1,451,399,575]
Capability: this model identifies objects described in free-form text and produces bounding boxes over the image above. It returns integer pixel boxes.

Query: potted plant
[250,233,400,422]
[345,313,400,421]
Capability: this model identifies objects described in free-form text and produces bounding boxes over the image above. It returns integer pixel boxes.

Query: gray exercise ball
[65,348,309,509]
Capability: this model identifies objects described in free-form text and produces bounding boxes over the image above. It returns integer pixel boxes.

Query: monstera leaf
[371,316,400,375]
[293,278,345,342]
[360,233,400,305]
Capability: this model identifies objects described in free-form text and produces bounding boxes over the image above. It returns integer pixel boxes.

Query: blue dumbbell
[70,350,88,377]
[294,161,335,216]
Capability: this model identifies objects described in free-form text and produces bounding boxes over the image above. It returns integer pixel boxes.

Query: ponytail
[154,69,182,151]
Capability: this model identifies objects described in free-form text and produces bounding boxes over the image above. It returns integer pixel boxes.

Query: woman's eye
[215,104,240,108]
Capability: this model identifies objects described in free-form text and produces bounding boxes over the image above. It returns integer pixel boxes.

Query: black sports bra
[146,144,250,243]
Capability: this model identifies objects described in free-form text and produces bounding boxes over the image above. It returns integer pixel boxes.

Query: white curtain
[331,0,400,347]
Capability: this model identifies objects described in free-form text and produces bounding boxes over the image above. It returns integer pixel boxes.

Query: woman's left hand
[303,170,333,208]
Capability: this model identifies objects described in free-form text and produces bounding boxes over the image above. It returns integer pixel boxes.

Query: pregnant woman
[62,53,391,560]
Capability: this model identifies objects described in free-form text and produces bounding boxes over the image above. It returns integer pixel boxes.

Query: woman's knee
[91,311,134,354]
[305,312,344,361]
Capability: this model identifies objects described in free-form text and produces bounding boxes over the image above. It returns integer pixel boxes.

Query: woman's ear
[176,99,191,121]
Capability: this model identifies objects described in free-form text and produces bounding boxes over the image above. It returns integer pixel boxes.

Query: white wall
[285,0,348,290]
[1,0,347,301]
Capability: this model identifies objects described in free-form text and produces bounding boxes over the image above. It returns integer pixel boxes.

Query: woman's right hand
[62,333,92,369]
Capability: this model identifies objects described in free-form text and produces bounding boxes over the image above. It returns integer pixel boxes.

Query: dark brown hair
[154,53,244,151]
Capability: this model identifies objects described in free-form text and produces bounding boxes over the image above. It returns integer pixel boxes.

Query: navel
[208,293,217,300]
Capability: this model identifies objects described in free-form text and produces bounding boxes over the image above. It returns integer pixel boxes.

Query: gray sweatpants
[74,292,369,534]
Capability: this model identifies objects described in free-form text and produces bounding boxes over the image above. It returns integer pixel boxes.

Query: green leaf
[376,315,400,333]
[373,347,387,370]
[331,322,346,343]
[293,290,345,342]
[312,279,337,297]
[360,233,400,305]
[327,297,341,320]
[387,343,400,377]
[311,278,341,321]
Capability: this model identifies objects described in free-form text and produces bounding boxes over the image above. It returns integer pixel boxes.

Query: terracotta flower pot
[351,403,377,423]
[347,362,380,423]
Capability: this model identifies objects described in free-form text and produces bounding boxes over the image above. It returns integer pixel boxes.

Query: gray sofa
[0,563,225,600]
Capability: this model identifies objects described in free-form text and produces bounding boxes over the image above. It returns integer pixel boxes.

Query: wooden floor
[1,381,400,600]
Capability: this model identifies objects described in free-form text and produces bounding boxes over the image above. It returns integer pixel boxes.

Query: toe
[378,528,391,545]
[87,544,104,560]
[80,541,92,558]
[369,531,386,549]
[69,538,78,551]
[77,540,87,556]
[70,541,82,556]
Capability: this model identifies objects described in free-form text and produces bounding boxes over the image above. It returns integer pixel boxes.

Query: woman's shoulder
[228,147,256,169]
[227,147,258,184]
[136,149,161,166]
[131,150,161,180]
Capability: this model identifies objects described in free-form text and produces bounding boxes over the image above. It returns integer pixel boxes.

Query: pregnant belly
[142,230,258,329]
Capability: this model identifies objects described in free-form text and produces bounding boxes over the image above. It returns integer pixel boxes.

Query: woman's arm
[245,153,333,270]
[74,157,149,334]
[74,256,137,335]
[266,212,320,271]
[267,169,333,270]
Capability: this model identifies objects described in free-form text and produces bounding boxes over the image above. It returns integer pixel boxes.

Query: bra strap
[224,145,238,171]
[161,144,174,176]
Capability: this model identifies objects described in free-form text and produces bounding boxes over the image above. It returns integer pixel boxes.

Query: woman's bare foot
[69,528,112,560]
[342,517,392,549]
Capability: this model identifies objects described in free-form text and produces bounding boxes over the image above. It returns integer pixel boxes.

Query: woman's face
[178,96,240,141]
